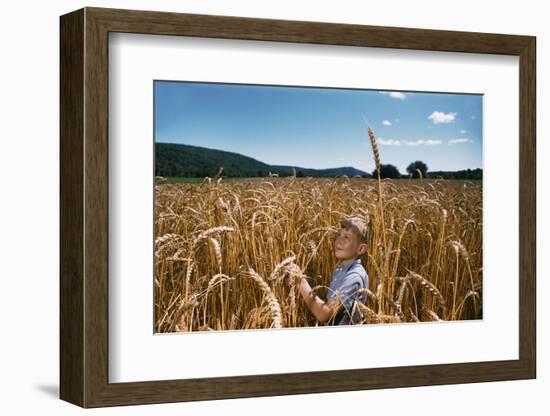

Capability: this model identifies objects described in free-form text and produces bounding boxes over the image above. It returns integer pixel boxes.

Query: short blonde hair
[340,216,369,244]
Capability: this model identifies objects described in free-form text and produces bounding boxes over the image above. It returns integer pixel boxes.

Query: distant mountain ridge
[155,142,370,178]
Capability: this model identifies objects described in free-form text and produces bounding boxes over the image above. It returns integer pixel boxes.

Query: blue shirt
[326,258,368,325]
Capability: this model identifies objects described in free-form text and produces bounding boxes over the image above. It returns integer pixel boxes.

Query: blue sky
[154,81,482,174]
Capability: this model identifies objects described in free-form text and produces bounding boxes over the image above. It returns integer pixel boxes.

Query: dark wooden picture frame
[60,7,536,408]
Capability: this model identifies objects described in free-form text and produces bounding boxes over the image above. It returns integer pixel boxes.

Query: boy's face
[334,227,368,261]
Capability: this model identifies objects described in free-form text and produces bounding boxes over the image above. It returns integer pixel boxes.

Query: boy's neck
[338,257,358,267]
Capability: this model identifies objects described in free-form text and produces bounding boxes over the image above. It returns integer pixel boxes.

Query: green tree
[373,164,401,179]
[406,160,428,178]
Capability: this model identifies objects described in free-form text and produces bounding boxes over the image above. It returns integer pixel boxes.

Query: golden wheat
[154,173,482,332]
[246,267,283,329]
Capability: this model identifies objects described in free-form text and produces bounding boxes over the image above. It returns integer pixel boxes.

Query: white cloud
[390,92,407,100]
[378,138,442,146]
[403,139,442,146]
[382,120,392,126]
[460,129,467,134]
[428,111,457,124]
[449,138,470,145]
[379,91,407,100]
[378,138,402,146]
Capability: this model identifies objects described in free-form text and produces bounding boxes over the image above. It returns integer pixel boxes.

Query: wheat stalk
[208,237,223,268]
[246,268,283,328]
[367,125,381,176]
[407,269,446,308]
[269,255,297,281]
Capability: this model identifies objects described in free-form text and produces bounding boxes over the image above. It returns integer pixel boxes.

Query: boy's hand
[325,298,340,317]
[284,263,306,284]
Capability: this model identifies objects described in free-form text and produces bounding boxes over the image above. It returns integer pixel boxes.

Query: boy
[295,217,369,325]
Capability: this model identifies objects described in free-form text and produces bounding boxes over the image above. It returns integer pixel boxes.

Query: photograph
[153,81,483,333]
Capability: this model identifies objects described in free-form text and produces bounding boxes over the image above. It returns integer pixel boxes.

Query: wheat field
[154,172,482,333]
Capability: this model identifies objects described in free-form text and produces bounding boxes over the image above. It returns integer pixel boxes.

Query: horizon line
[155,141,483,174]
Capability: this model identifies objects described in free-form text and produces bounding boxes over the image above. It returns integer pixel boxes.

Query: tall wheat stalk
[367,125,390,311]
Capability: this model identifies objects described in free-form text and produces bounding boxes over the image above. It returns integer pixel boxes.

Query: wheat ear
[368,125,381,177]
[247,268,283,328]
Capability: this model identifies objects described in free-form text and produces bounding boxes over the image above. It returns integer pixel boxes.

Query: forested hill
[155,143,370,178]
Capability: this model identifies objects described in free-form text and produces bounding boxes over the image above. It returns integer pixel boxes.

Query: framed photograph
[60,7,536,408]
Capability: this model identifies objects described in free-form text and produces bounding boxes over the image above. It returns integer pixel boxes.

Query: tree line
[155,144,481,180]
[372,160,482,180]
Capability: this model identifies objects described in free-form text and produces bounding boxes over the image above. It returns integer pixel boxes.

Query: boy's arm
[296,276,339,323]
